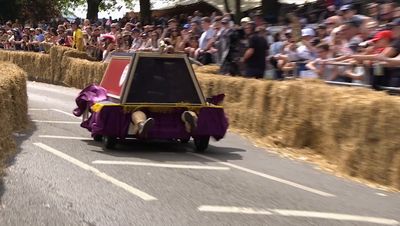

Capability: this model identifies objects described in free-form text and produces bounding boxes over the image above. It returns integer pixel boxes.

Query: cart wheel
[194,136,210,152]
[93,134,103,142]
[180,138,190,144]
[103,136,117,149]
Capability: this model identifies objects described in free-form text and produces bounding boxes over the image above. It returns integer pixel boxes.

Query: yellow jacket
[73,28,84,51]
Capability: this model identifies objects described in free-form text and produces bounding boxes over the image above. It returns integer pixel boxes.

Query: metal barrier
[290,61,400,95]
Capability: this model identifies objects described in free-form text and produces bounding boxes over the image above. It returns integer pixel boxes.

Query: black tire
[180,138,190,144]
[103,136,117,149]
[194,136,210,152]
[93,134,103,142]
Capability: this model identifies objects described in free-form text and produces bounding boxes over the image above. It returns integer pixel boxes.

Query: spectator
[241,23,268,78]
[196,17,215,65]
[297,28,317,61]
[306,43,339,80]
[72,21,84,51]
[130,28,142,52]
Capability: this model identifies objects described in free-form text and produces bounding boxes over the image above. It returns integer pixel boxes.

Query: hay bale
[64,49,97,61]
[0,61,28,174]
[0,50,10,61]
[62,57,107,89]
[7,51,52,82]
[194,65,220,74]
[50,46,72,84]
[194,69,400,189]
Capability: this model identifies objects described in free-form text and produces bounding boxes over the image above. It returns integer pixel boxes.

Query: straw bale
[64,49,97,61]
[7,51,52,82]
[62,57,107,89]
[0,50,10,61]
[193,65,220,74]
[50,46,72,84]
[195,69,400,189]
[0,62,28,174]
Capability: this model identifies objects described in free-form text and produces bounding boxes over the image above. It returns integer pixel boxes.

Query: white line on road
[190,153,335,197]
[33,143,157,201]
[29,108,77,118]
[198,205,400,225]
[198,206,272,215]
[92,160,231,171]
[51,109,77,118]
[32,120,81,124]
[376,193,388,197]
[39,135,92,140]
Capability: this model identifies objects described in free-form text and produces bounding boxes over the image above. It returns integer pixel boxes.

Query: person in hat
[297,28,317,61]
[72,20,84,51]
[100,34,116,62]
[240,22,268,78]
[120,31,132,51]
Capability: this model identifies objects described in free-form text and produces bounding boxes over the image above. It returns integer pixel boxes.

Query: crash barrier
[0,62,28,173]
[0,49,399,189]
[292,61,400,95]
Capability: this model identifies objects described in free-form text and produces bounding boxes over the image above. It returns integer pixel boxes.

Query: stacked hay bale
[196,72,400,189]
[50,46,73,84]
[62,57,107,89]
[63,49,97,62]
[0,62,28,173]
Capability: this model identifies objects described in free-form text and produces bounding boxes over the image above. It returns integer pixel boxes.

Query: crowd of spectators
[1,0,400,88]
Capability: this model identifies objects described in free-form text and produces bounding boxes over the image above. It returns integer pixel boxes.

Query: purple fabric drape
[74,85,229,140]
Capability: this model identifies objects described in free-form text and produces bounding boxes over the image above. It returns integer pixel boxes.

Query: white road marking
[51,109,77,118]
[198,206,272,215]
[198,205,400,225]
[33,143,157,201]
[39,135,92,140]
[32,120,80,124]
[29,108,51,111]
[92,160,230,171]
[29,108,77,118]
[190,153,335,197]
[376,193,388,197]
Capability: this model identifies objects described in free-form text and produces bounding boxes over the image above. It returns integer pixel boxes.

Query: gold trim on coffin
[91,103,223,114]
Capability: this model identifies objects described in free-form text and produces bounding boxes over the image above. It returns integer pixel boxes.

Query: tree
[0,0,60,24]
[262,0,280,24]
[58,0,134,21]
[139,0,151,24]
[235,0,242,24]
[223,0,231,13]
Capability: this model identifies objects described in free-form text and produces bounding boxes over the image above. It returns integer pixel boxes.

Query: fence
[290,61,400,95]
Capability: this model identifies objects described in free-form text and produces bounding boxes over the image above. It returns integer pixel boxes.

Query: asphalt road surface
[0,81,399,226]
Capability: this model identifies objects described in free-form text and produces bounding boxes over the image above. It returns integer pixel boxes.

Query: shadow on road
[83,138,245,163]
[0,116,37,200]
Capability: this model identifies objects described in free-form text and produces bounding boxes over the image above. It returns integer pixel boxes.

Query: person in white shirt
[297,28,317,61]
[195,17,215,64]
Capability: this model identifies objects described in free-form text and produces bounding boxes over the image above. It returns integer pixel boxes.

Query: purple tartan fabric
[73,84,108,117]
[74,85,229,140]
[88,106,229,140]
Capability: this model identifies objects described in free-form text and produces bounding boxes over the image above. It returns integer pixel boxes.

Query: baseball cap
[370,30,393,42]
[301,28,316,37]
[340,4,352,11]
[240,17,251,23]
[183,24,191,29]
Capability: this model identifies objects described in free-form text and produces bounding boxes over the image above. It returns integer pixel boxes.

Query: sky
[72,0,315,20]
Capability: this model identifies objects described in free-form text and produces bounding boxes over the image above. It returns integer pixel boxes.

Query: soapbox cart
[73,52,229,152]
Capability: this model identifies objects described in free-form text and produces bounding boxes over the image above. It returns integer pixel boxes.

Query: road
[0,81,399,226]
